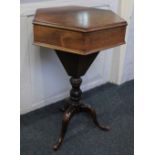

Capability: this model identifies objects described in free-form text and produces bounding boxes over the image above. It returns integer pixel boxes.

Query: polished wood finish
[33,6,127,55]
[53,52,110,150]
[53,99,110,151]
[56,50,98,77]
[33,6,126,32]
[33,6,127,151]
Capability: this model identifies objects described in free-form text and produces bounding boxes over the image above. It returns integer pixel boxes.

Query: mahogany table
[33,6,127,151]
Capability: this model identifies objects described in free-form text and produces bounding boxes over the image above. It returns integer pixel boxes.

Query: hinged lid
[33,6,127,32]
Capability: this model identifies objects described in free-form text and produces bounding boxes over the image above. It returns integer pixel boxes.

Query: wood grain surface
[33,6,127,55]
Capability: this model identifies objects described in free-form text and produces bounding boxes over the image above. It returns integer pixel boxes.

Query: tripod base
[53,51,110,151]
[53,100,110,151]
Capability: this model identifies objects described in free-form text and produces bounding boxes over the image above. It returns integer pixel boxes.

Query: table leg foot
[53,102,110,151]
[80,103,111,131]
[53,105,77,151]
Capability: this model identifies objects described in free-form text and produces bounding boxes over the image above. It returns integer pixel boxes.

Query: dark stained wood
[56,50,98,77]
[33,6,127,55]
[53,101,110,151]
[52,51,110,151]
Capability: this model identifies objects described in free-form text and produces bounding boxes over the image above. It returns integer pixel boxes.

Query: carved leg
[80,103,110,131]
[53,105,77,150]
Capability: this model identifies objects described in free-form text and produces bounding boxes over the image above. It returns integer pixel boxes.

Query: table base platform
[53,77,110,151]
